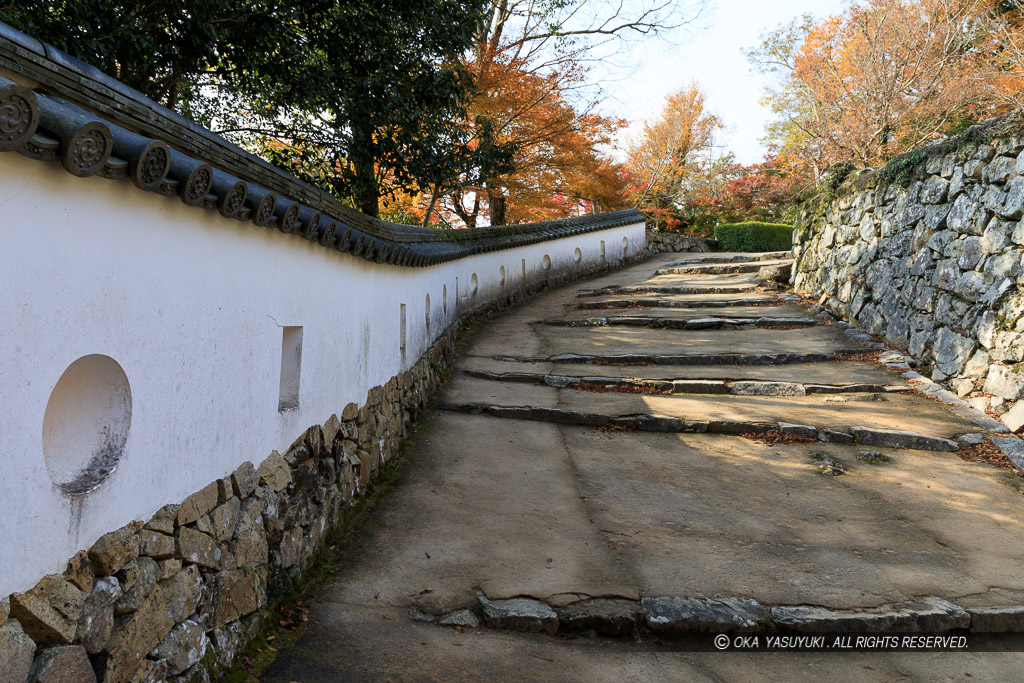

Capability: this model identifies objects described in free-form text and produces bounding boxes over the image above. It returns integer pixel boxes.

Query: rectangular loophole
[600,240,606,262]
[521,258,526,279]
[278,326,302,412]
[400,303,407,365]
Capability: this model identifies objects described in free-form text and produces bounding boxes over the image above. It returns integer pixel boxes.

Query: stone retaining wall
[792,112,1024,430]
[645,229,717,253]
[0,256,642,683]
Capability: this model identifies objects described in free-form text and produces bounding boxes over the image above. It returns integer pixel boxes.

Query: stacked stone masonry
[793,116,1024,431]
[645,230,716,254]
[0,254,651,683]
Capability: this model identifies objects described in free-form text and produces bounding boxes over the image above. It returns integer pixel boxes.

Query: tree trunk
[487,186,506,226]
[351,121,379,218]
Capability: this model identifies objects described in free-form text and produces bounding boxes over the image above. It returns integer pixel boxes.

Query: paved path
[263,251,1024,680]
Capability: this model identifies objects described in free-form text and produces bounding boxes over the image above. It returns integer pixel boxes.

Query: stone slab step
[579,285,759,297]
[667,251,792,265]
[497,351,845,366]
[419,592,1023,636]
[580,297,780,310]
[538,316,817,330]
[656,259,793,276]
[438,402,961,452]
[464,369,900,396]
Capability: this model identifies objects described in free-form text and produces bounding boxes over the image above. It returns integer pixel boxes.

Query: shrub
[713,222,794,252]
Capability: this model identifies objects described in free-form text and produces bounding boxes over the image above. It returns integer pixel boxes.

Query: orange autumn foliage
[752,0,1024,177]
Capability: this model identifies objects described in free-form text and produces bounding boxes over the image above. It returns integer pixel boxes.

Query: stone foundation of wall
[646,229,717,253]
[0,252,662,683]
[792,111,1024,430]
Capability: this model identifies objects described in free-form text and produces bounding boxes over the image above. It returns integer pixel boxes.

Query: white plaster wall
[0,153,645,596]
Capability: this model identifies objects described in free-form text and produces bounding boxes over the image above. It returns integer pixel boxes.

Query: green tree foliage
[1,0,490,217]
[0,0,324,110]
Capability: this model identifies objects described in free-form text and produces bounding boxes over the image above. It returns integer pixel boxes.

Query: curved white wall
[0,152,645,596]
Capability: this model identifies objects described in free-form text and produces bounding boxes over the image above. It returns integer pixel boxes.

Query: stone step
[656,259,793,276]
[463,369,901,396]
[580,285,759,296]
[538,316,818,330]
[580,297,781,309]
[419,591,1021,636]
[669,251,792,265]
[439,401,963,452]
[494,351,845,366]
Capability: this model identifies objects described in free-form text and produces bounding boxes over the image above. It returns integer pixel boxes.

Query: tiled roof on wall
[0,22,644,268]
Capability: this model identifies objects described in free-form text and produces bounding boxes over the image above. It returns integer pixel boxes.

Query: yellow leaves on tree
[752,0,1024,177]
[626,83,720,211]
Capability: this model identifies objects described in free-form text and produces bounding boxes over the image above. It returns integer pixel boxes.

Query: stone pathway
[263,251,1024,680]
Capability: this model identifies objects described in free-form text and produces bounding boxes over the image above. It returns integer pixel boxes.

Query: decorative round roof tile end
[0,81,40,152]
[62,121,113,177]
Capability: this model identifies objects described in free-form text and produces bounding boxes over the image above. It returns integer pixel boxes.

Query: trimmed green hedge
[713,222,794,252]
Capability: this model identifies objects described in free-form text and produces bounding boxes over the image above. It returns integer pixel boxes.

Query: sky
[595,0,846,165]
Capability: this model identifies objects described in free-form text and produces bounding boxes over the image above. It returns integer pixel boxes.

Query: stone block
[157,559,182,581]
[992,436,1024,469]
[258,450,292,492]
[170,663,212,683]
[139,530,176,560]
[478,593,558,634]
[933,327,976,376]
[152,620,207,676]
[104,585,174,683]
[642,597,768,633]
[1001,401,1024,433]
[231,499,269,568]
[919,175,949,204]
[771,597,968,633]
[778,422,818,439]
[967,606,1024,633]
[75,576,120,654]
[636,414,684,432]
[230,461,259,499]
[114,557,159,615]
[64,551,95,593]
[209,497,241,543]
[438,609,479,629]
[987,155,1017,184]
[28,645,96,683]
[159,565,202,625]
[177,481,220,526]
[730,381,805,397]
[206,568,267,630]
[0,619,36,683]
[556,599,644,635]
[144,505,180,535]
[176,526,224,570]
[673,380,729,394]
[851,427,958,452]
[985,364,1024,400]
[89,522,142,575]
[10,575,86,645]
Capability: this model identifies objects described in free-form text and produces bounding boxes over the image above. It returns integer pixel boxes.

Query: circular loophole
[43,355,132,496]
[574,247,582,263]
[500,266,506,286]
[471,273,479,296]
[542,254,552,271]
